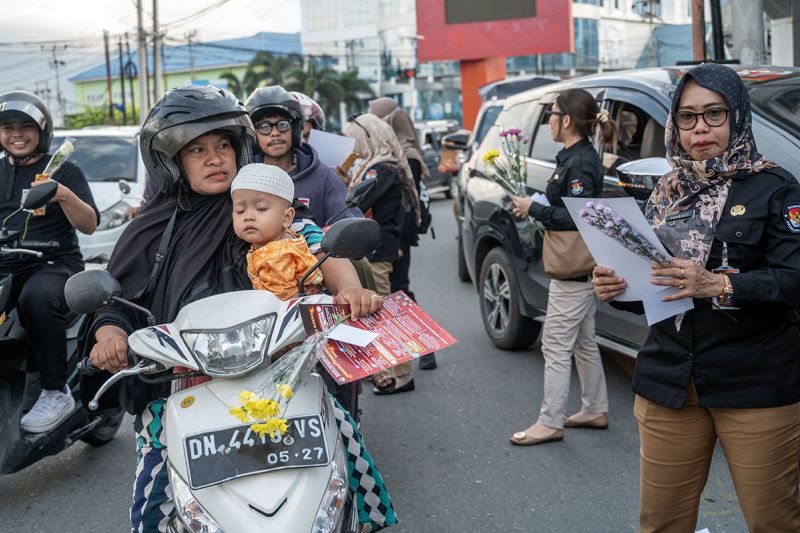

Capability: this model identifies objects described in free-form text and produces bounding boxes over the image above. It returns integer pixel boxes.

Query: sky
[0,0,302,107]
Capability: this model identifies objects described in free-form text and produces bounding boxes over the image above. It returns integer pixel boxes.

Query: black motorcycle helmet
[244,86,304,148]
[0,90,53,156]
[140,85,256,193]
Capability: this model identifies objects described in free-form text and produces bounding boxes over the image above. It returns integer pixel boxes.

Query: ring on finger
[680,268,686,279]
[679,279,685,289]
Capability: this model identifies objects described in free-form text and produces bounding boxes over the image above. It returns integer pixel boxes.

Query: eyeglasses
[674,107,730,131]
[347,112,371,139]
[255,119,292,135]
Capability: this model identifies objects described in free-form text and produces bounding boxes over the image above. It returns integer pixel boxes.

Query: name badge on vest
[665,209,697,223]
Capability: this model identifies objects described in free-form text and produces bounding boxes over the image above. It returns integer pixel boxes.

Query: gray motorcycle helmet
[0,91,53,155]
[140,85,256,193]
[244,86,304,148]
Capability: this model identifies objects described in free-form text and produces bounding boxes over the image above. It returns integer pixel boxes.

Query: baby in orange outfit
[231,163,323,300]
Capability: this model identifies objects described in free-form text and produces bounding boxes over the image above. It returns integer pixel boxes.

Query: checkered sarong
[332,399,398,532]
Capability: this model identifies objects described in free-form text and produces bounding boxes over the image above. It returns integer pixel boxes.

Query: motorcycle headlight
[312,441,349,533]
[167,463,223,533]
[181,314,275,377]
[97,200,133,231]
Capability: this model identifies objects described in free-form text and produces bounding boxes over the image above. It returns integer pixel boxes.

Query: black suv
[454,66,800,353]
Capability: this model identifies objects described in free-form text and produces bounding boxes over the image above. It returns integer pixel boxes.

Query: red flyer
[299,291,457,384]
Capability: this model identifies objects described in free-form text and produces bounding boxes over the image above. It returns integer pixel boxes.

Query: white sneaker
[20,386,75,433]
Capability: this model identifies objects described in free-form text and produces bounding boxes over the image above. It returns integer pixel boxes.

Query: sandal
[509,424,564,446]
[371,375,415,395]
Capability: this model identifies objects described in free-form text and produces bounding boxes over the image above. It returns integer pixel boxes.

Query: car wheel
[479,247,540,350]
[457,231,470,282]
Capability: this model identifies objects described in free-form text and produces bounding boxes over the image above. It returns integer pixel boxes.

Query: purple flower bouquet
[579,202,669,265]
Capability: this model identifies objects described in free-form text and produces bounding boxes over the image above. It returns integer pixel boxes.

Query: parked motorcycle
[67,217,381,533]
[0,180,125,475]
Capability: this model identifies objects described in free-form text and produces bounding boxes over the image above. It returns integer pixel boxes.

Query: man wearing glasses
[244,86,361,226]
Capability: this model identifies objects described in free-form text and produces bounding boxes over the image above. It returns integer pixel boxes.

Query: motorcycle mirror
[118,179,131,195]
[346,177,377,211]
[321,218,380,259]
[22,181,58,210]
[64,269,122,314]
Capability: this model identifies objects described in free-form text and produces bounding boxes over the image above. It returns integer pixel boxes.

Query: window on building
[574,18,599,68]
[350,0,377,25]
[574,0,602,5]
[305,0,337,30]
[380,0,413,16]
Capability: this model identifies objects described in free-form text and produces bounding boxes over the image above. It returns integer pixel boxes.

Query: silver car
[52,127,145,262]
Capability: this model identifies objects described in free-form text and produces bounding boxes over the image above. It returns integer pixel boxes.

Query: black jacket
[359,163,404,263]
[622,167,800,409]
[528,137,604,231]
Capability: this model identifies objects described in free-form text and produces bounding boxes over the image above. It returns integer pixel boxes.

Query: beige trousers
[635,383,800,533]
[538,278,608,429]
[368,260,412,379]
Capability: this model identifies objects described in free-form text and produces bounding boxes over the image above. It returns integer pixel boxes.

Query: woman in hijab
[593,63,800,531]
[368,97,436,369]
[342,112,420,394]
[82,86,391,532]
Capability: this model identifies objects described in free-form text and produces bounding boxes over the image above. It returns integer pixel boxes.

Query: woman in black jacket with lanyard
[508,89,616,445]
[594,63,800,531]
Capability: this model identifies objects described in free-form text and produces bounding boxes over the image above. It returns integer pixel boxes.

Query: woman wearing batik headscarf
[593,63,800,531]
[342,113,420,394]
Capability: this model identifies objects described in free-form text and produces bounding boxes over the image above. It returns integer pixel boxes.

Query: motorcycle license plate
[183,414,330,489]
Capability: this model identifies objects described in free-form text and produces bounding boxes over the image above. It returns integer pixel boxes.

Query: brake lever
[0,247,42,258]
[87,360,161,411]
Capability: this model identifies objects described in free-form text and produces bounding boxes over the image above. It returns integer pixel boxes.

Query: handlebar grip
[19,240,60,251]
[78,357,102,376]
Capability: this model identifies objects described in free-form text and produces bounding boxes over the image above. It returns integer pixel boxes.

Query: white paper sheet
[327,323,378,347]
[561,196,694,324]
[308,129,356,168]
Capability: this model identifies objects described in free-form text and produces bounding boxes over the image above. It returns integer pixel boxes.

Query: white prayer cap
[230,163,294,203]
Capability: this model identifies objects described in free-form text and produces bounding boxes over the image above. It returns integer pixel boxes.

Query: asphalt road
[0,196,748,532]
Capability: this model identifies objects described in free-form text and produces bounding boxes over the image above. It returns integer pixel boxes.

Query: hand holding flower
[510,195,533,219]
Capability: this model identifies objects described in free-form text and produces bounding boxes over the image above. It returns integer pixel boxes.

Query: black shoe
[419,353,437,370]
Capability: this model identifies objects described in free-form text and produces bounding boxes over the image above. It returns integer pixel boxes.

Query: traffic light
[402,68,416,80]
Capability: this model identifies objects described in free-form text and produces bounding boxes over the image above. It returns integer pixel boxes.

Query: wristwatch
[717,274,735,307]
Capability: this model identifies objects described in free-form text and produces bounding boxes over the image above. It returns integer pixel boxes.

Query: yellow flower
[276,384,294,400]
[238,390,257,404]
[482,149,500,165]
[246,398,280,420]
[256,417,289,439]
[229,406,251,424]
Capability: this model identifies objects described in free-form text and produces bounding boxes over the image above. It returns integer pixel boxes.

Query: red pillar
[460,57,506,130]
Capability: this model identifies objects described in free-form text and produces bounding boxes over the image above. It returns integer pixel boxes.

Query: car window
[52,136,137,182]
[529,103,562,163]
[474,105,502,147]
[602,100,666,177]
[474,124,504,175]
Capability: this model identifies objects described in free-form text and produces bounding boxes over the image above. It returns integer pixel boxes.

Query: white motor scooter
[66,218,381,533]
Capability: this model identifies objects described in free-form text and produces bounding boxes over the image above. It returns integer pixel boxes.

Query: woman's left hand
[334,287,383,320]
[510,196,533,220]
[650,258,725,302]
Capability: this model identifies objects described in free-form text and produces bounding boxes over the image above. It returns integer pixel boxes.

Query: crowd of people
[2,61,799,532]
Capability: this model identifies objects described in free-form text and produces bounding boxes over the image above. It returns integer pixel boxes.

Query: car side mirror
[22,181,58,210]
[321,218,380,259]
[346,177,377,212]
[64,269,122,314]
[615,157,671,199]
[443,132,470,151]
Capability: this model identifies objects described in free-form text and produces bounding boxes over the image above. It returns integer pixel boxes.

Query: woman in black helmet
[81,85,394,532]
[0,90,99,434]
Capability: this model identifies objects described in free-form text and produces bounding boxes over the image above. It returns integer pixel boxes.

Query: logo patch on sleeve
[784,204,800,233]
[366,169,378,180]
[569,179,584,195]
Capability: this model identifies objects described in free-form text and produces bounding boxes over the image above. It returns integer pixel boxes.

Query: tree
[220,53,304,100]
[284,61,344,119]
[337,69,375,117]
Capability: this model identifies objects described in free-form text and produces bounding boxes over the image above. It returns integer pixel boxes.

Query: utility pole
[152,0,162,102]
[731,0,765,64]
[186,30,198,82]
[125,33,137,123]
[104,31,117,125]
[691,0,706,62]
[118,37,128,125]
[710,0,725,61]
[46,44,67,126]
[136,0,149,117]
